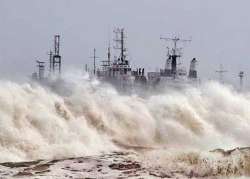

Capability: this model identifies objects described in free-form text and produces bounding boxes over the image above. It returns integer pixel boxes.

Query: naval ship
[96,28,147,92]
[31,29,198,93]
[147,36,198,90]
[95,28,198,92]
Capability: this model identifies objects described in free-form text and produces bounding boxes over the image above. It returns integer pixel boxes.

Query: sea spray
[0,72,249,163]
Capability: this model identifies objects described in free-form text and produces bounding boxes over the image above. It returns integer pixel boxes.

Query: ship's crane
[52,35,62,74]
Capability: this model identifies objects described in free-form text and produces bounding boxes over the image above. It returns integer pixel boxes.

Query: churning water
[0,72,250,177]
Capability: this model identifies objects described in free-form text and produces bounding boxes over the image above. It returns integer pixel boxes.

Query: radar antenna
[160,36,191,56]
[160,36,191,78]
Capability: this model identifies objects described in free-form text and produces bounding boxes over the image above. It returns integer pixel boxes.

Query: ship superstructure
[96,28,146,91]
[94,30,198,91]
[31,30,198,92]
[147,36,198,88]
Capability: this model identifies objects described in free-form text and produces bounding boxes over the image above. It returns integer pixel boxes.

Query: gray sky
[0,0,250,88]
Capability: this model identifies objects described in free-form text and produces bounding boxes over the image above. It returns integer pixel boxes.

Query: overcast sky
[0,0,250,88]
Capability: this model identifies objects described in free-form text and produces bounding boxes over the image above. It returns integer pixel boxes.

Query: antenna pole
[121,29,124,62]
[216,64,227,83]
[89,48,100,75]
[108,43,111,65]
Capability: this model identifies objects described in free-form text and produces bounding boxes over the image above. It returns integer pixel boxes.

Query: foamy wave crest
[0,72,249,162]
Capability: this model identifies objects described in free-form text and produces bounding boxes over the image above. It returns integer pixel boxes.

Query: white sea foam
[0,72,249,163]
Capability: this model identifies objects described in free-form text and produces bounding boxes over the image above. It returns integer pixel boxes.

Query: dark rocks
[0,160,42,168]
[109,162,141,170]
[1,148,250,178]
[14,171,33,177]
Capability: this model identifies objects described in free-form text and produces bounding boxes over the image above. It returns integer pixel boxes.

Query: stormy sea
[0,72,250,179]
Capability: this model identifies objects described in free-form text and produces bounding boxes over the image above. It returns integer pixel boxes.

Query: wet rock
[109,162,141,170]
[0,160,42,168]
[14,171,33,177]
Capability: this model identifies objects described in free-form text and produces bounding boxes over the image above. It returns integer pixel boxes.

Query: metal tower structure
[36,60,45,80]
[89,48,99,75]
[216,64,227,83]
[99,43,112,72]
[160,36,191,78]
[52,35,62,74]
[113,28,127,63]
[239,71,244,90]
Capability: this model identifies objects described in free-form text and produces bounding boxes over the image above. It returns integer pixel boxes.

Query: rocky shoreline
[0,147,250,178]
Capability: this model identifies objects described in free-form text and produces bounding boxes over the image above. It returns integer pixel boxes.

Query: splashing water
[0,71,249,171]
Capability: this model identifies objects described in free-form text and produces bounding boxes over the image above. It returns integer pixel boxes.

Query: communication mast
[239,71,244,90]
[160,36,191,78]
[52,35,62,74]
[89,48,100,75]
[36,60,45,80]
[216,64,227,83]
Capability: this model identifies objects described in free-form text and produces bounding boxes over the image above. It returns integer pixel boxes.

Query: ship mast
[89,48,99,75]
[160,36,191,78]
[114,28,127,64]
[108,41,111,65]
[52,35,62,74]
[121,29,124,62]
